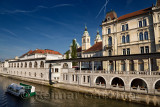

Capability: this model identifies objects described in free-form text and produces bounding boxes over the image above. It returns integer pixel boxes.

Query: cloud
[1,28,17,37]
[96,0,110,19]
[0,4,74,14]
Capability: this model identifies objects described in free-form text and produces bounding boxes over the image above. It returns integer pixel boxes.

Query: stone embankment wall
[1,73,160,106]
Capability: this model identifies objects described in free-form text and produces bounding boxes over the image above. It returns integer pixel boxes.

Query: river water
[0,76,152,107]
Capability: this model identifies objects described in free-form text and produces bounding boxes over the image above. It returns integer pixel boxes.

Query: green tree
[71,39,77,66]
[65,50,70,59]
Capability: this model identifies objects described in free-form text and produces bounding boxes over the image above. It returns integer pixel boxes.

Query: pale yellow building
[102,0,160,71]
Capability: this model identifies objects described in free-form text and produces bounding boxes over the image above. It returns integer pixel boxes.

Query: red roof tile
[84,42,102,53]
[118,7,152,21]
[20,49,62,57]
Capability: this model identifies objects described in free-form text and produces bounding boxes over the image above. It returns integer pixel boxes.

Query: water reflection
[0,76,152,107]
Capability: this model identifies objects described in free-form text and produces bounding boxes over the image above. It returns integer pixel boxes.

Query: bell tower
[94,30,102,44]
[82,25,91,52]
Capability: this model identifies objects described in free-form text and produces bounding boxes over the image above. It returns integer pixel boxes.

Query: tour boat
[6,83,36,98]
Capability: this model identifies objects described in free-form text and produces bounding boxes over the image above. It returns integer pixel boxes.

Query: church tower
[82,26,91,52]
[94,30,102,44]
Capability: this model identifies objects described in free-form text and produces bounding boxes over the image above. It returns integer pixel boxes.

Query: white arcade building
[0,49,71,82]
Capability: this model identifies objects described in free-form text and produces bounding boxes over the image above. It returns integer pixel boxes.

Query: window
[108,50,112,56]
[145,46,149,53]
[29,62,32,68]
[126,35,130,43]
[127,48,130,55]
[108,28,111,34]
[66,75,68,80]
[108,37,112,46]
[76,75,78,81]
[139,32,143,41]
[40,61,44,68]
[122,25,125,31]
[123,49,126,55]
[144,31,148,40]
[122,36,125,43]
[87,38,89,43]
[34,61,37,68]
[72,75,74,81]
[55,68,59,73]
[87,76,90,83]
[139,21,142,27]
[143,19,147,26]
[83,39,85,43]
[140,47,144,54]
[126,24,128,30]
[83,76,85,83]
[21,63,23,68]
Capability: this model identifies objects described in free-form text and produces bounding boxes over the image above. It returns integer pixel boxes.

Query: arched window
[108,28,111,34]
[14,63,16,68]
[40,73,43,78]
[34,61,38,68]
[17,63,19,68]
[108,37,112,46]
[139,32,143,41]
[40,61,44,68]
[25,62,27,68]
[139,21,142,27]
[87,38,89,43]
[21,63,23,68]
[63,63,68,69]
[144,31,148,40]
[83,39,85,43]
[122,36,125,43]
[126,35,130,43]
[29,72,31,76]
[29,62,32,68]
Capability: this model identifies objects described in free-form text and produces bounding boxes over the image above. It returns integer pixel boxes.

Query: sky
[0,0,156,60]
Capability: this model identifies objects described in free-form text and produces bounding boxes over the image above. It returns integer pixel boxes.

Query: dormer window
[107,17,111,21]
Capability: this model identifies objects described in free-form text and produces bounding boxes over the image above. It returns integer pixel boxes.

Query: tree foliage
[65,50,70,59]
[71,39,77,66]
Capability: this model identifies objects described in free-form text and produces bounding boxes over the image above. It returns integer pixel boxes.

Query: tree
[65,50,70,59]
[71,39,77,66]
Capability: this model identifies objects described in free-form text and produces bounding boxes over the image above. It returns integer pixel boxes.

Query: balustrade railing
[69,69,160,76]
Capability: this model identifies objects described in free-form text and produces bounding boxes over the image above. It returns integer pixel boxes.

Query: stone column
[114,61,116,72]
[92,61,94,73]
[125,60,130,72]
[148,58,151,75]
[157,59,160,71]
[143,59,149,71]
[134,60,139,71]
[79,61,81,73]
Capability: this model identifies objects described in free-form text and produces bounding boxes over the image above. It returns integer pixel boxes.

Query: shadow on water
[0,76,153,107]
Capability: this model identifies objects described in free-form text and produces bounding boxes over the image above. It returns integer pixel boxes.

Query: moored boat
[6,83,36,98]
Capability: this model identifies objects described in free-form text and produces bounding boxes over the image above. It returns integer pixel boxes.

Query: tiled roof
[84,42,102,53]
[77,47,82,52]
[118,7,152,21]
[20,49,62,57]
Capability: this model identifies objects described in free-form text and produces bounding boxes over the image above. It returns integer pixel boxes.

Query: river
[0,76,152,107]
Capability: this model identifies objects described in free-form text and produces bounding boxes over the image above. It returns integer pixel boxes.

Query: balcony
[104,44,112,50]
